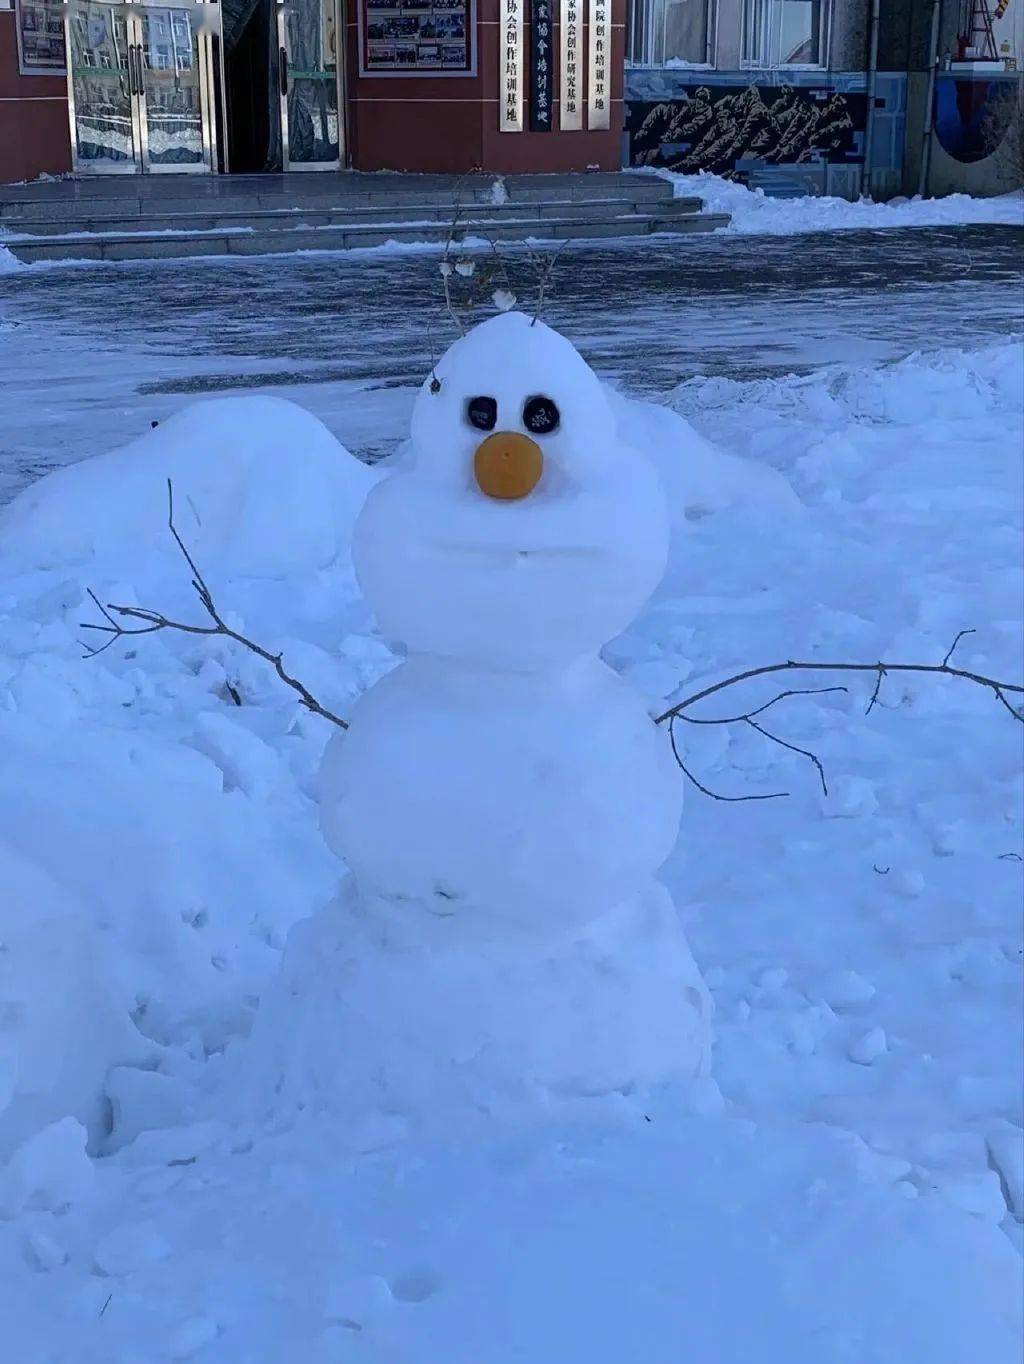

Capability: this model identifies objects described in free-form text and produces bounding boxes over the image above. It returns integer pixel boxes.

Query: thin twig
[745,717,829,797]
[677,684,848,726]
[942,627,976,668]
[659,631,1022,801]
[527,242,566,324]
[668,717,789,804]
[481,232,518,304]
[865,665,887,715]
[656,639,1023,728]
[81,481,349,731]
[438,168,483,338]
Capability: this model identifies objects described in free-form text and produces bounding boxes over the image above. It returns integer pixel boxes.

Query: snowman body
[308,313,710,1115]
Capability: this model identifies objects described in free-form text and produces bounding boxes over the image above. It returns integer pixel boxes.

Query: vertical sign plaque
[500,0,524,131]
[559,0,581,129]
[529,0,553,132]
[586,0,609,129]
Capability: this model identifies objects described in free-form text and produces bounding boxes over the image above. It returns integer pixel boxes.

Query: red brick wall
[0,10,71,184]
[0,0,625,183]
[345,0,624,173]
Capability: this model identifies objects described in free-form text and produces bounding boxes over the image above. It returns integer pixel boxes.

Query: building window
[742,0,828,67]
[627,0,714,67]
[15,0,67,74]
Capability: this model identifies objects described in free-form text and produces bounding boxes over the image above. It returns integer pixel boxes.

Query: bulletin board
[15,0,66,74]
[358,0,476,76]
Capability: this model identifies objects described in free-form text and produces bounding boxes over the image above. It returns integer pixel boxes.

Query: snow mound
[609,387,802,525]
[0,845,151,1160]
[0,707,339,1157]
[670,338,1024,431]
[664,340,1024,521]
[654,169,1024,235]
[0,244,26,275]
[237,879,710,1128]
[0,395,376,577]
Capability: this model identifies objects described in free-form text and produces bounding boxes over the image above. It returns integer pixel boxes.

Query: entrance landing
[0,172,729,263]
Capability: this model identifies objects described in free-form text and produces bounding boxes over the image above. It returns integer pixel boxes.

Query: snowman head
[354,312,669,670]
[409,311,619,497]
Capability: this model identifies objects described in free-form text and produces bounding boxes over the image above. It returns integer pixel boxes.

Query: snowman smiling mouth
[439,541,607,563]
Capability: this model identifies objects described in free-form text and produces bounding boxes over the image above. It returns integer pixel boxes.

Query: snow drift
[0,395,375,577]
[0,342,1019,1362]
[654,169,1024,236]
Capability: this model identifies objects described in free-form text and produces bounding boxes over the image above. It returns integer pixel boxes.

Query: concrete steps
[0,172,728,262]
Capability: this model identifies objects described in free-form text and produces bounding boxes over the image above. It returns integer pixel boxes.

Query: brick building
[1,0,1021,192]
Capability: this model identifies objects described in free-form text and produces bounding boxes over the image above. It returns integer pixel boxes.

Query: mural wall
[623,70,906,199]
[933,72,1021,164]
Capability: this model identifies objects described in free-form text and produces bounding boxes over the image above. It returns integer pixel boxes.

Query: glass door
[134,2,218,171]
[65,0,219,174]
[65,0,141,172]
[277,0,343,170]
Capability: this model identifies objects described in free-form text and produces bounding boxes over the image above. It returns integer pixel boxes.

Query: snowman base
[248,877,712,1127]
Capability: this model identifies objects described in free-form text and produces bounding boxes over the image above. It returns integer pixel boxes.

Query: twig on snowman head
[525,242,567,325]
[80,480,349,732]
[436,168,485,343]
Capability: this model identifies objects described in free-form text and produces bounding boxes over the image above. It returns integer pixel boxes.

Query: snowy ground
[0,227,1022,1360]
[1,224,1022,502]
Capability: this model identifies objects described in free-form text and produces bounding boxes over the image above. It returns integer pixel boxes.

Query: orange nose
[474,431,544,501]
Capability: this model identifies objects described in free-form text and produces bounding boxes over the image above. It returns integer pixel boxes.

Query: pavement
[1,223,1022,502]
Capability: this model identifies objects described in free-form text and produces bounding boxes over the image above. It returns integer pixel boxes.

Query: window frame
[741,0,831,71]
[626,0,718,70]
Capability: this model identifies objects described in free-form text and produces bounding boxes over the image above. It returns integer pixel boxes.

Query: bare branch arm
[656,648,1023,728]
[659,631,1022,801]
[81,481,349,731]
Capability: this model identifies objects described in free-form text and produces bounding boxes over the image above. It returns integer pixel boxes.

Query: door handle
[127,42,137,95]
[279,47,288,95]
[131,44,144,96]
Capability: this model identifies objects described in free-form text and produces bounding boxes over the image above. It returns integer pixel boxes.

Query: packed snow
[654,168,1024,235]
[312,315,710,1111]
[0,312,1021,1361]
[0,243,25,275]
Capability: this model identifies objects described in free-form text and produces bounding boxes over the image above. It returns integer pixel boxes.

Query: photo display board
[359,0,475,75]
[15,0,66,73]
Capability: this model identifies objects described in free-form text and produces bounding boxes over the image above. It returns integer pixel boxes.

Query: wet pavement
[1,223,1022,502]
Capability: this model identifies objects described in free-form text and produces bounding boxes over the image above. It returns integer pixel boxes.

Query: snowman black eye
[467,396,497,432]
[523,395,560,435]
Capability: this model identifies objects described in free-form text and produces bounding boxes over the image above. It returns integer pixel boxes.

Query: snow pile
[0,847,151,1161]
[0,332,1020,1361]
[0,243,26,275]
[0,394,375,576]
[0,396,380,1159]
[609,388,802,529]
[655,169,1024,235]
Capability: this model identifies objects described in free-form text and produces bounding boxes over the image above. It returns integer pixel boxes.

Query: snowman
[256,312,710,1122]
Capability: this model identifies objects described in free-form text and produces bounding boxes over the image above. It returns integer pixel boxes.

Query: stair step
[5,210,730,262]
[0,173,674,223]
[5,197,703,237]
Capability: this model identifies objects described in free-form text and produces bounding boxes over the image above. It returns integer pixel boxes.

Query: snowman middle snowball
[319,312,689,940]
